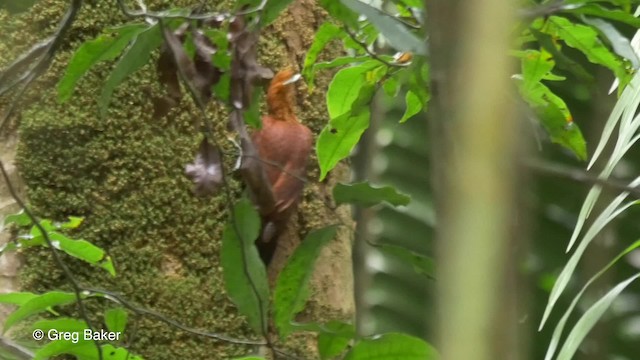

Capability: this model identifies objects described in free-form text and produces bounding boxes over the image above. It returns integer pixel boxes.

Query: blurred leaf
[35,343,141,360]
[58,24,148,103]
[382,76,400,97]
[273,225,338,338]
[105,308,127,333]
[32,318,87,332]
[530,28,594,82]
[221,198,269,334]
[318,321,355,360]
[4,291,79,331]
[0,0,39,14]
[261,0,295,26]
[540,196,640,329]
[2,210,32,229]
[544,239,640,360]
[302,23,345,90]
[319,0,359,28]
[333,182,410,207]
[58,216,83,229]
[326,62,378,118]
[399,90,423,123]
[537,96,587,161]
[344,333,437,360]
[99,24,163,117]
[544,16,629,84]
[0,292,37,306]
[340,0,425,55]
[582,16,640,68]
[567,4,640,28]
[556,273,640,360]
[379,244,435,278]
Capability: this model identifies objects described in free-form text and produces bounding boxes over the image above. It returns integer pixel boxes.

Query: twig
[343,27,410,68]
[85,288,265,345]
[525,159,640,197]
[115,0,267,20]
[0,160,103,360]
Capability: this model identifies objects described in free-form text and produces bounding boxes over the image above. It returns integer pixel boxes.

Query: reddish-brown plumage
[251,69,313,263]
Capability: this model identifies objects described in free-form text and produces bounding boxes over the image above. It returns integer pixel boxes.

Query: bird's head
[267,68,301,121]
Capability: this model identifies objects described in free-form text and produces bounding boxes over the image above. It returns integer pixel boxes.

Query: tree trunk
[0,1,353,358]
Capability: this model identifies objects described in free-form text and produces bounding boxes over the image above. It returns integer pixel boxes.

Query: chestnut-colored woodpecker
[251,68,313,264]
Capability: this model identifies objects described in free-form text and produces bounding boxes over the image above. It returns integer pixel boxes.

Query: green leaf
[0,0,39,14]
[582,16,640,68]
[382,76,399,97]
[544,16,629,83]
[333,182,410,207]
[555,273,640,360]
[399,90,422,123]
[379,244,435,279]
[4,291,79,331]
[539,100,587,161]
[340,0,426,55]
[58,216,84,229]
[0,292,37,306]
[32,318,88,332]
[318,321,355,360]
[35,343,140,360]
[99,24,163,117]
[58,24,148,103]
[221,198,269,334]
[244,90,263,129]
[48,232,116,276]
[317,111,370,181]
[302,23,345,90]
[261,0,295,26]
[344,333,437,360]
[1,210,32,230]
[567,4,640,28]
[530,28,593,82]
[319,0,359,28]
[544,239,640,360]
[105,308,128,333]
[273,225,338,338]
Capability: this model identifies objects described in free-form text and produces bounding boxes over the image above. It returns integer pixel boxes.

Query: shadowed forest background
[0,1,639,360]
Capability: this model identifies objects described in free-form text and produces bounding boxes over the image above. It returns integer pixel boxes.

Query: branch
[343,27,410,68]
[0,160,103,360]
[85,288,265,345]
[525,159,640,197]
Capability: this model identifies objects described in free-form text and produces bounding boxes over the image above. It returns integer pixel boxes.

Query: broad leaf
[0,292,37,306]
[582,16,640,68]
[379,244,435,279]
[317,111,370,181]
[105,308,128,333]
[261,0,295,26]
[333,182,410,207]
[399,90,422,123]
[302,23,345,90]
[58,24,148,102]
[318,321,355,360]
[340,0,426,55]
[48,232,116,276]
[99,24,163,117]
[4,291,80,331]
[273,226,338,338]
[567,4,640,28]
[2,210,32,229]
[221,198,269,335]
[344,333,437,360]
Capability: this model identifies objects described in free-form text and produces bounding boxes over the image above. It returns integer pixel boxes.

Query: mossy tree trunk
[0,1,353,359]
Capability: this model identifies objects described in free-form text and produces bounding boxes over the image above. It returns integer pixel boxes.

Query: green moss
[3,0,348,358]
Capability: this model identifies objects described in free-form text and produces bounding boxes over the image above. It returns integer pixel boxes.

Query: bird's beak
[282,73,302,85]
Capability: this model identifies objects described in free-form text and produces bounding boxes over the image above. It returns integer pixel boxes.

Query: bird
[251,68,313,264]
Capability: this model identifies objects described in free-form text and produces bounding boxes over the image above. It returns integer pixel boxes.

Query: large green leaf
[261,0,295,26]
[4,291,79,331]
[319,0,359,28]
[0,292,37,306]
[340,0,426,55]
[58,23,148,102]
[399,90,423,123]
[344,333,437,360]
[302,23,345,90]
[582,16,639,68]
[99,24,163,117]
[221,198,269,335]
[317,111,370,181]
[333,182,410,207]
[317,321,355,360]
[379,244,435,279]
[567,4,640,28]
[273,226,337,338]
[48,232,116,276]
[105,308,128,333]
[543,16,629,84]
